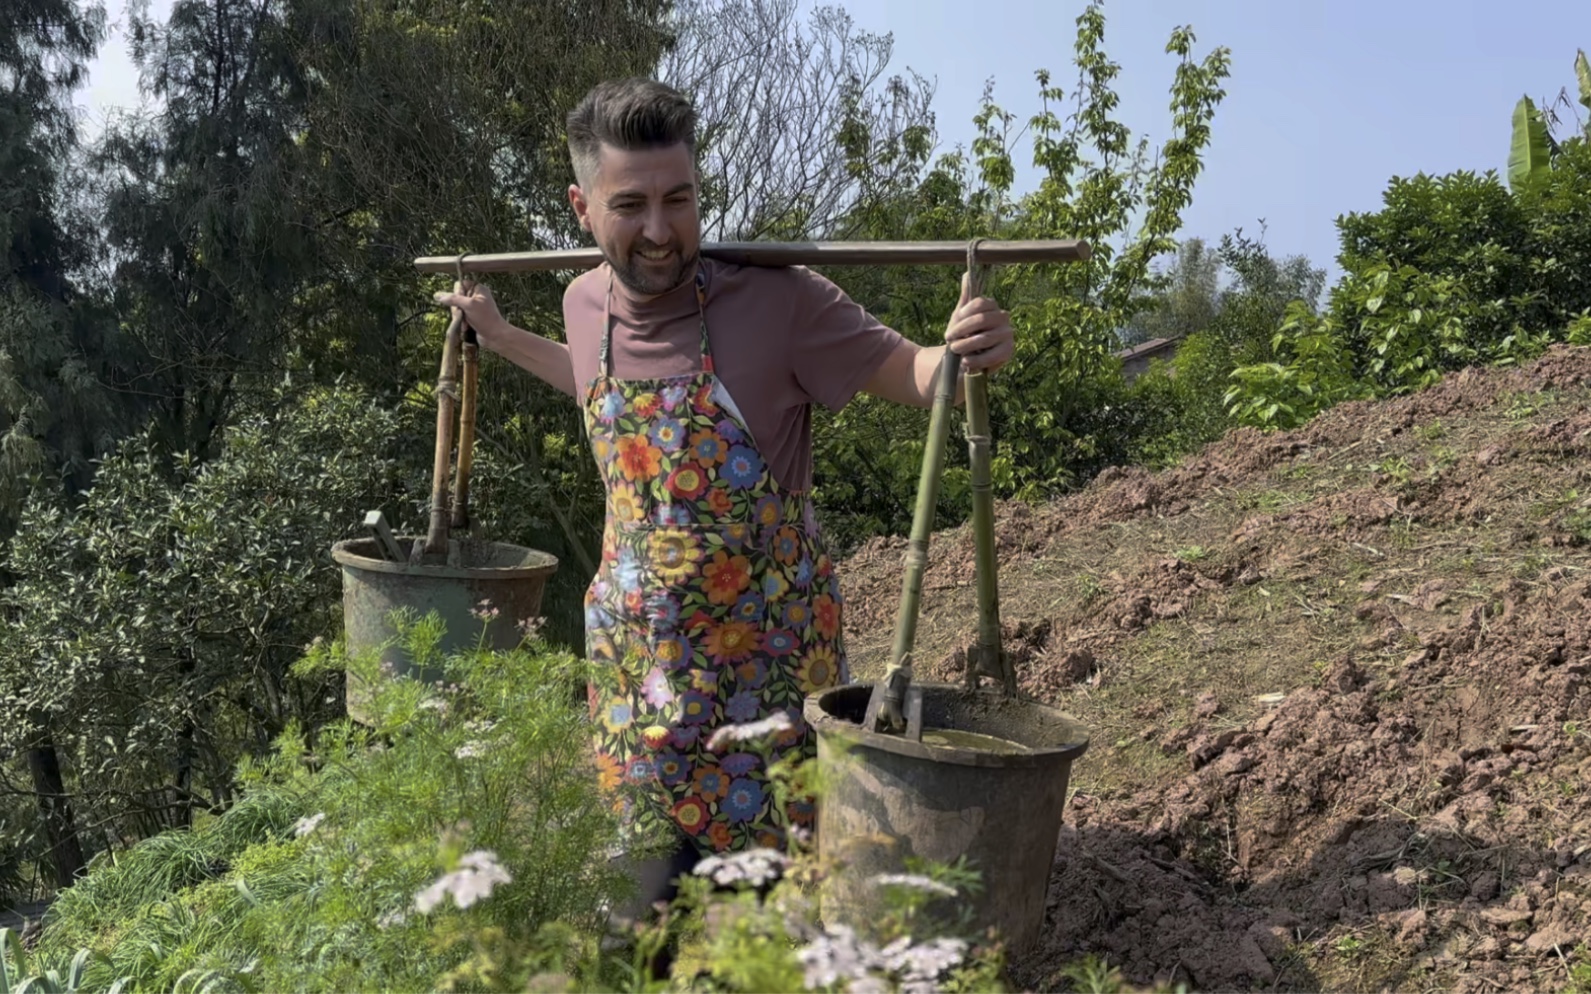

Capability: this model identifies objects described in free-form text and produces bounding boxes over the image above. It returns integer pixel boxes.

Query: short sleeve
[787,267,905,411]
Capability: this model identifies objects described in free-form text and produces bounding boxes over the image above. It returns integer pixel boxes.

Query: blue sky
[78,0,1588,282]
[802,0,1590,280]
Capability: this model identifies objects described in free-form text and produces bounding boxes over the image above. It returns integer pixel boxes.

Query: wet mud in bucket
[803,681,1090,954]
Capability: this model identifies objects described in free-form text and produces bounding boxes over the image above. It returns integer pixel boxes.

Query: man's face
[569,141,702,298]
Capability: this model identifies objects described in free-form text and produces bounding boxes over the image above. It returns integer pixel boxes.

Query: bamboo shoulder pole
[416,238,1091,275]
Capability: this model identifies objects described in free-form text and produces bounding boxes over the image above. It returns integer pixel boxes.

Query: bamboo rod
[964,367,1014,696]
[874,346,962,734]
[451,330,480,532]
[416,238,1091,274]
[424,284,468,556]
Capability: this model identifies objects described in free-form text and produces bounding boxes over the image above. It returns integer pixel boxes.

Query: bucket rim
[803,681,1091,769]
[331,536,560,580]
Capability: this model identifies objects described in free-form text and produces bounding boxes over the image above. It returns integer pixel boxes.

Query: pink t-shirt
[562,258,905,493]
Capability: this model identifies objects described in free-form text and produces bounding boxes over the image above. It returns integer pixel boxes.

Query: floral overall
[582,268,850,856]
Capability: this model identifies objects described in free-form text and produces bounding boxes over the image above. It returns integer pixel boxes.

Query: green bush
[1227,132,1591,429]
[23,615,630,993]
[15,615,1017,993]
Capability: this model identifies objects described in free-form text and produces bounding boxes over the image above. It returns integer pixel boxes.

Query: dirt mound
[837,345,1591,992]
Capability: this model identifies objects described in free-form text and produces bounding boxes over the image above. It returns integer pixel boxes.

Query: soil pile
[838,345,1591,991]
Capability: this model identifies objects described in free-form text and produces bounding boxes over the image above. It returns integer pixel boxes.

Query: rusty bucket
[332,536,558,724]
[803,681,1090,953]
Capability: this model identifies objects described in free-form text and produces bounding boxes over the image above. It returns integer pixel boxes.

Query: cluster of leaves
[1226,73,1591,431]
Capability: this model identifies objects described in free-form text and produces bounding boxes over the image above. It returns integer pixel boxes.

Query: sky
[76,0,1590,283]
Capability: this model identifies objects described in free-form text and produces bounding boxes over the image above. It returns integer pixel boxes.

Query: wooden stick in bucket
[424,281,470,557]
[451,323,480,533]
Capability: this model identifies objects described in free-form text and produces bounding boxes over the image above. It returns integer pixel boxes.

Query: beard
[606,239,699,297]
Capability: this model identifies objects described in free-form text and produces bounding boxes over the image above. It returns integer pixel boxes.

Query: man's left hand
[944,271,1014,374]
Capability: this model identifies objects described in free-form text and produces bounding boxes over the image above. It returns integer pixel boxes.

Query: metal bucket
[331,536,559,723]
[803,681,1090,953]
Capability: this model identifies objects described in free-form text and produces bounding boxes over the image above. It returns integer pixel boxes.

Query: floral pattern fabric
[582,270,850,855]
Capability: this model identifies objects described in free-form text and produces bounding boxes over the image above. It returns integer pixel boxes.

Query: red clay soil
[837,345,1591,992]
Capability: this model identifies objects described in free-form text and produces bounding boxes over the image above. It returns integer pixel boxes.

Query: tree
[0,0,121,536]
[658,0,936,241]
[1117,236,1222,347]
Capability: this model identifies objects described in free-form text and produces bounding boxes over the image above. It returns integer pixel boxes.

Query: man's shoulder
[707,258,842,305]
[563,265,606,307]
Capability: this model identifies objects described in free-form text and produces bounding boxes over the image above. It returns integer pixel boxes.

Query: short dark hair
[566,77,697,186]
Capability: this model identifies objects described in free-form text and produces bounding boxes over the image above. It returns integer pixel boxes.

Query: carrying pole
[416,239,1090,275]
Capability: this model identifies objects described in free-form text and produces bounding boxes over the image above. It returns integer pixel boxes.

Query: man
[436,77,1013,911]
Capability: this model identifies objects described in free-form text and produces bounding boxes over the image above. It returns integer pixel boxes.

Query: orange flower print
[692,765,730,801]
[797,646,838,693]
[616,434,662,482]
[813,593,840,639]
[596,752,625,791]
[666,464,708,501]
[771,525,801,565]
[689,428,727,466]
[640,724,671,751]
[708,822,734,851]
[672,796,709,835]
[705,620,760,664]
[648,529,703,582]
[703,551,752,605]
[706,488,733,516]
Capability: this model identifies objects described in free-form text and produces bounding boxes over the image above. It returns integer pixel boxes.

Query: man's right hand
[434,283,508,347]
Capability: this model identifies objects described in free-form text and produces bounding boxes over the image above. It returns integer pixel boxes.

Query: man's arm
[861,274,1015,408]
[433,284,577,398]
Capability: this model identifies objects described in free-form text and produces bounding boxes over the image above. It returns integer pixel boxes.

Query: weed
[1416,420,1447,441]
[1173,545,1209,563]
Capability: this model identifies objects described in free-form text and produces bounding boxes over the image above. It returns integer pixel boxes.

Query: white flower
[376,908,407,930]
[885,936,967,980]
[293,812,325,838]
[470,598,500,622]
[454,740,485,759]
[795,923,967,993]
[413,849,513,913]
[464,718,497,734]
[796,925,870,990]
[707,712,794,751]
[870,873,958,898]
[692,847,790,887]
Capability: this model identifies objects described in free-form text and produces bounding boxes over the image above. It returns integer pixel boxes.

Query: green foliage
[1578,49,1591,115]
[30,618,627,993]
[1229,57,1591,432]
[0,379,417,850]
[1509,95,1557,192]
[810,4,1233,544]
[22,620,1011,994]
